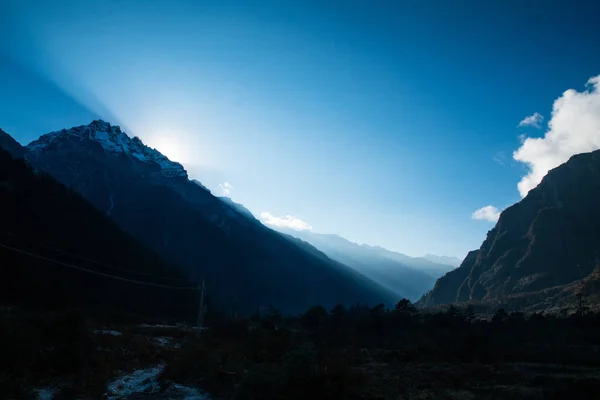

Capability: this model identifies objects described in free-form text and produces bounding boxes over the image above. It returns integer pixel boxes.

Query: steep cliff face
[420,149,600,308]
[420,250,478,305]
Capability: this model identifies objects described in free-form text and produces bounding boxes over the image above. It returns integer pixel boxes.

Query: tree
[577,293,590,317]
[492,308,508,325]
[302,305,328,330]
[464,305,475,322]
[446,305,460,318]
[330,304,346,318]
[370,303,386,317]
[264,307,283,325]
[394,299,417,315]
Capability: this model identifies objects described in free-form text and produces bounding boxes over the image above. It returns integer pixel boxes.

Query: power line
[0,231,188,282]
[0,242,199,291]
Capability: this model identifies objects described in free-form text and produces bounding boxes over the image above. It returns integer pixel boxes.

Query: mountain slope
[422,254,462,267]
[278,229,455,301]
[219,196,257,220]
[0,128,24,158]
[21,121,396,313]
[420,149,600,309]
[0,144,196,318]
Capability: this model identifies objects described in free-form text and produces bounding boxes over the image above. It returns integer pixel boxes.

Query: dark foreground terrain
[3,302,600,399]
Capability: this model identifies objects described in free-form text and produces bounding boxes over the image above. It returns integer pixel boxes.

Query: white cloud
[218,182,234,196]
[472,205,501,222]
[514,75,600,197]
[260,212,313,231]
[518,112,544,128]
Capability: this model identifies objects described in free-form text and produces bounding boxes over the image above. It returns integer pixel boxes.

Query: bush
[161,339,244,396]
[0,310,93,396]
[236,349,366,400]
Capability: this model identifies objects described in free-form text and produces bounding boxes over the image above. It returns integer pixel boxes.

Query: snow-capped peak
[27,120,187,178]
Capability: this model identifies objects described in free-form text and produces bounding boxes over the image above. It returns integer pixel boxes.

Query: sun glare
[147,133,185,163]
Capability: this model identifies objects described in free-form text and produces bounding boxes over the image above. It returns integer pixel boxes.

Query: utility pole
[196,279,205,338]
[577,293,587,317]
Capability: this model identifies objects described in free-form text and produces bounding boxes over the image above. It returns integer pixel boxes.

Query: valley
[3,1,600,397]
[4,122,600,399]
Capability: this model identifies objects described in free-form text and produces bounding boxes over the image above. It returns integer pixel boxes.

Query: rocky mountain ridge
[27,120,187,178]
[6,121,397,313]
[420,149,600,311]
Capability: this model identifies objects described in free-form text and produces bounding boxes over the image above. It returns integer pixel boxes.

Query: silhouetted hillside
[420,149,600,311]
[0,146,197,318]
[20,121,395,313]
[0,128,24,158]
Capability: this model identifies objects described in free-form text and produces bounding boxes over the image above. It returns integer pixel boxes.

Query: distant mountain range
[2,121,397,313]
[420,148,600,313]
[422,254,462,267]
[277,228,456,301]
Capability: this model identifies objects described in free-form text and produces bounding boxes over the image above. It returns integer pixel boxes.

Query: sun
[147,133,184,163]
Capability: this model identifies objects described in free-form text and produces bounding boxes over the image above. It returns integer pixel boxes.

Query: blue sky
[1,0,600,258]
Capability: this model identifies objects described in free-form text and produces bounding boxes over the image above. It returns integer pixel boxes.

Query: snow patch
[154,337,182,349]
[35,388,57,400]
[139,323,193,330]
[94,329,122,336]
[105,365,209,400]
[105,365,164,399]
[169,383,209,399]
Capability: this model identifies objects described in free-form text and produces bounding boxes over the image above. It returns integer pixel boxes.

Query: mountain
[422,254,462,267]
[357,244,455,279]
[219,196,257,220]
[0,143,196,318]
[277,229,455,301]
[19,121,396,313]
[419,149,600,311]
[0,128,24,158]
